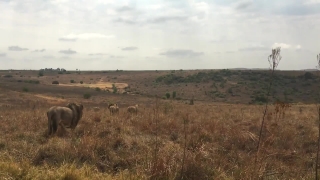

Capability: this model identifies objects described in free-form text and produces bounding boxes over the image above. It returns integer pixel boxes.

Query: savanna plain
[0,69,320,179]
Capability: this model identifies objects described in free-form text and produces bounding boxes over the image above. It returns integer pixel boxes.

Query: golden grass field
[0,99,319,179]
[0,70,320,179]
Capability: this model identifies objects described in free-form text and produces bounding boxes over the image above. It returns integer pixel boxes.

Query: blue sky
[0,0,319,70]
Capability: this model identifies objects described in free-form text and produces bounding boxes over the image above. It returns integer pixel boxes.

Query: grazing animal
[93,107,100,112]
[108,104,119,115]
[47,102,84,136]
[127,104,138,115]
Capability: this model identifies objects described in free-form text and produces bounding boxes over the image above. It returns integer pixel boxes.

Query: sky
[0,0,320,70]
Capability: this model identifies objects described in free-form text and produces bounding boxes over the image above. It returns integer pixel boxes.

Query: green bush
[38,71,44,76]
[83,93,91,99]
[22,87,29,92]
[3,75,13,78]
[80,81,83,84]
[172,91,176,99]
[165,92,170,99]
[112,84,117,93]
[70,80,75,83]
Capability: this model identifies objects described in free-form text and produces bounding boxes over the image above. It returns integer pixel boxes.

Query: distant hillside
[151,69,320,104]
[1,69,320,104]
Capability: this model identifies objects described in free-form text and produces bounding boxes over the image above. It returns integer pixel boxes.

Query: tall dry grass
[0,101,318,179]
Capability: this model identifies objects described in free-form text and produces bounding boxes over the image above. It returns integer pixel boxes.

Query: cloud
[8,46,28,51]
[33,49,46,52]
[296,45,302,49]
[148,16,188,24]
[116,5,135,12]
[234,0,254,10]
[60,56,72,59]
[59,38,77,42]
[160,49,204,58]
[109,55,125,59]
[59,33,115,41]
[59,49,77,55]
[0,53,6,57]
[43,55,55,59]
[121,47,138,51]
[239,44,269,51]
[88,53,107,56]
[113,18,137,25]
[304,0,320,5]
[272,43,301,49]
[274,3,319,16]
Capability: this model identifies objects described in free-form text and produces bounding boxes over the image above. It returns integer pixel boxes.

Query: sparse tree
[255,47,282,177]
[316,53,320,180]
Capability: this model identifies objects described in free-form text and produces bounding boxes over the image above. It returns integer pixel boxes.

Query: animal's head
[67,103,84,116]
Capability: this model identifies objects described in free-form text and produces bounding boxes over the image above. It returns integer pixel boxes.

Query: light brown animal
[127,104,138,115]
[108,104,119,115]
[47,102,84,136]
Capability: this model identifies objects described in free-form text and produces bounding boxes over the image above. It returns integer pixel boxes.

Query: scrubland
[0,99,318,179]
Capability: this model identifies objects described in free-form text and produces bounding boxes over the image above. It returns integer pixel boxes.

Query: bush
[95,87,101,91]
[80,81,83,84]
[112,84,117,93]
[22,87,29,92]
[254,95,267,103]
[165,92,170,99]
[3,75,13,78]
[52,81,59,85]
[83,93,91,99]
[172,91,176,99]
[70,80,75,83]
[38,71,44,76]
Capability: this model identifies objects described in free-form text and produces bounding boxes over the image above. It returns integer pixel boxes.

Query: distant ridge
[301,69,318,71]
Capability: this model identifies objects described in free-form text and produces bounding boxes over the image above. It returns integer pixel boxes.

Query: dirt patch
[58,82,129,91]
[34,94,66,103]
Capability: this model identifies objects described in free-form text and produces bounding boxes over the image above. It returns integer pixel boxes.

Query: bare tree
[254,47,282,177]
[316,53,320,180]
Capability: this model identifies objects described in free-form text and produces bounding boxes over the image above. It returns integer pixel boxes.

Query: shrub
[22,87,29,92]
[80,81,83,84]
[70,80,75,83]
[95,87,101,91]
[3,75,13,78]
[52,81,59,85]
[165,92,170,99]
[83,93,91,99]
[112,84,117,93]
[38,71,44,76]
[254,95,267,103]
[172,91,176,99]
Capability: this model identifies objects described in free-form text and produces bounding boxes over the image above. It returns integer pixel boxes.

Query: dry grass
[0,100,318,179]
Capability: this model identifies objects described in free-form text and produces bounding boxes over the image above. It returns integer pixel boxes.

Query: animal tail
[47,111,58,135]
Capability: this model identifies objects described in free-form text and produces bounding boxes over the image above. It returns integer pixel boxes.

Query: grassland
[0,69,319,179]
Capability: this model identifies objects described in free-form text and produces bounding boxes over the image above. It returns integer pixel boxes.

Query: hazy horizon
[1,0,320,70]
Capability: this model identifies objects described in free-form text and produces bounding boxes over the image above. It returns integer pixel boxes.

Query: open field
[0,69,320,179]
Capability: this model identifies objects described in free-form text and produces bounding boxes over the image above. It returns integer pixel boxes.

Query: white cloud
[0,0,319,70]
[59,33,115,41]
[272,43,292,49]
[239,44,269,51]
[304,0,320,5]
